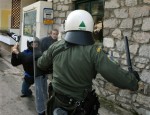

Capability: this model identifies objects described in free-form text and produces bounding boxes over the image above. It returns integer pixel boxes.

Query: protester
[40,29,59,52]
[34,29,59,115]
[37,10,140,115]
[11,38,39,97]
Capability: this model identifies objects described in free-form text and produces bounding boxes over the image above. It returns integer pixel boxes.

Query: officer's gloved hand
[132,71,140,82]
[34,61,51,77]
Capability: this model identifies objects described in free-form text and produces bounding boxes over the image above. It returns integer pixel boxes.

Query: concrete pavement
[0,48,37,115]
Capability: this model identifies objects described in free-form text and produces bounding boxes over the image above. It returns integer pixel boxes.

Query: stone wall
[52,0,74,39]
[96,0,150,114]
[51,0,150,114]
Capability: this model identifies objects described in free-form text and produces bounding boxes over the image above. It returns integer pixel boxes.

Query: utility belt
[54,90,100,115]
[48,82,80,106]
[48,83,100,115]
[55,92,80,106]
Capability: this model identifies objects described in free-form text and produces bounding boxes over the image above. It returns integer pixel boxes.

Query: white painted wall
[0,0,11,10]
[0,0,11,29]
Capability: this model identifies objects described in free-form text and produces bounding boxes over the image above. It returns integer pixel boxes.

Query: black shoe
[38,111,45,115]
[20,94,28,97]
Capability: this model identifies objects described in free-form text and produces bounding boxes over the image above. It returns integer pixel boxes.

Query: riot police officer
[37,10,140,115]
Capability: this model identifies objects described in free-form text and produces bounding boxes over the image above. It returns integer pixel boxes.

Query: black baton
[124,36,133,72]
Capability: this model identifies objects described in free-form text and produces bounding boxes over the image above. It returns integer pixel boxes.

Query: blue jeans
[21,79,32,96]
[35,75,48,113]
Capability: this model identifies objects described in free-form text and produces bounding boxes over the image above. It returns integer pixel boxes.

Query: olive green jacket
[37,40,138,101]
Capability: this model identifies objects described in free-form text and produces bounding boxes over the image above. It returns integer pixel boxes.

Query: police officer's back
[37,10,139,115]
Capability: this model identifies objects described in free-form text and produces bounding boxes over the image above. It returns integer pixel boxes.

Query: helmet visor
[64,30,95,45]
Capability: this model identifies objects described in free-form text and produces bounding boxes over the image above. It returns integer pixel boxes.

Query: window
[23,10,36,37]
[11,0,21,29]
[75,0,104,42]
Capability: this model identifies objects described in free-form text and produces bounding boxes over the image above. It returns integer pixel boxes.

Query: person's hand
[11,44,19,54]
[138,81,144,92]
[130,81,144,92]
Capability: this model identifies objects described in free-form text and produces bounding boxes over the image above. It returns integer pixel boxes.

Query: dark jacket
[40,36,57,53]
[11,49,34,77]
[37,40,139,101]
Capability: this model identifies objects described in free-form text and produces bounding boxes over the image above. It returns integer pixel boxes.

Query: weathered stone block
[59,12,66,17]
[141,70,150,84]
[64,0,72,4]
[116,96,131,104]
[129,44,139,55]
[120,18,133,29]
[125,0,137,6]
[139,45,150,58]
[103,37,115,48]
[104,19,119,28]
[104,10,110,19]
[114,8,128,18]
[53,11,59,17]
[103,29,110,37]
[66,11,72,17]
[53,0,59,3]
[119,90,132,99]
[62,5,69,11]
[144,0,150,4]
[129,6,150,18]
[106,95,116,102]
[146,66,150,69]
[116,40,125,52]
[136,108,150,115]
[57,4,62,10]
[112,29,122,39]
[133,27,140,31]
[97,87,113,97]
[134,18,142,26]
[136,94,150,108]
[123,30,132,40]
[121,59,127,65]
[136,63,145,69]
[53,4,57,10]
[133,32,150,43]
[105,83,119,94]
[54,19,61,27]
[105,0,120,8]
[142,17,150,31]
[135,57,149,64]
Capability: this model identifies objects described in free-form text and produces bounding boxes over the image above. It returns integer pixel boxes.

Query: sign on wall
[43,8,53,25]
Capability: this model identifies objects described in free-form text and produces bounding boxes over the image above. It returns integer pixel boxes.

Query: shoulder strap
[52,42,76,59]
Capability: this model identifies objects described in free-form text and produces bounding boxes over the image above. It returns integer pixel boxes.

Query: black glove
[34,61,51,77]
[132,71,140,82]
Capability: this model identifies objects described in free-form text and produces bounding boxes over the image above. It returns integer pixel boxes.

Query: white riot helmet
[64,10,94,45]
